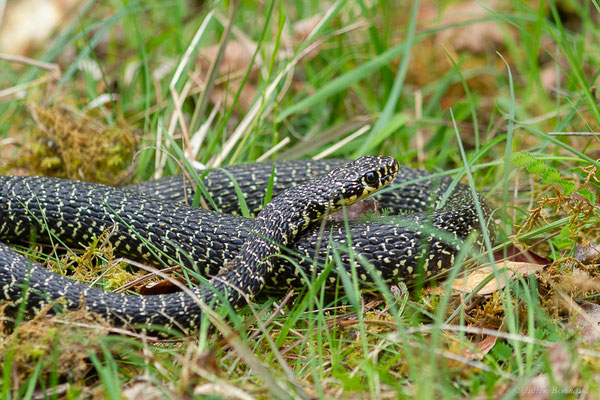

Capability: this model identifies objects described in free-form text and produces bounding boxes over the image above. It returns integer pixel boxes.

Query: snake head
[256,156,399,231]
[327,155,399,208]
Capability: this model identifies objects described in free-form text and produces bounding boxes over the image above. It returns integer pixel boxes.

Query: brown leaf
[540,64,559,92]
[292,14,322,42]
[436,1,505,53]
[466,334,497,360]
[193,383,254,400]
[445,331,497,361]
[417,0,439,23]
[195,13,326,114]
[574,242,600,265]
[574,303,600,344]
[138,277,191,295]
[200,41,258,78]
[587,149,600,160]
[452,261,546,295]
[123,382,165,400]
[210,84,258,112]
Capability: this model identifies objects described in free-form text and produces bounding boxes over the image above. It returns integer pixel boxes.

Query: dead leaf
[289,14,323,60]
[210,84,258,112]
[178,344,221,388]
[574,303,600,344]
[200,41,258,79]
[123,382,165,400]
[574,242,600,265]
[445,330,497,361]
[193,383,254,400]
[465,334,497,360]
[452,261,546,295]
[436,1,505,53]
[138,277,191,295]
[540,64,559,92]
[417,0,439,23]
[292,14,322,42]
[196,40,259,112]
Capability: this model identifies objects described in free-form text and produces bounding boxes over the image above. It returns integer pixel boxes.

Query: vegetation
[1,0,599,398]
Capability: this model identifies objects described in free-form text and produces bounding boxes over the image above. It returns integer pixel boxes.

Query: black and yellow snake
[0,157,494,335]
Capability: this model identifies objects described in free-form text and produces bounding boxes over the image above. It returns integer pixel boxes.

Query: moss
[48,229,145,291]
[0,304,109,382]
[12,102,137,185]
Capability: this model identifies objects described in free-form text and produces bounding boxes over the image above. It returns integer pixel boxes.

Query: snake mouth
[385,170,399,183]
[379,170,399,189]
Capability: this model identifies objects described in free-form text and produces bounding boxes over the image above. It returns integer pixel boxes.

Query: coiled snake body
[0,157,493,334]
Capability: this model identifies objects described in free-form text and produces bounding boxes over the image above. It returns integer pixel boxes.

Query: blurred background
[1,1,597,184]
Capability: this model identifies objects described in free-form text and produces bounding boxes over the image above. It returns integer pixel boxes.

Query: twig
[548,132,599,136]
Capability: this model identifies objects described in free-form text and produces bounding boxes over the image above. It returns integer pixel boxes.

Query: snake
[0,157,494,335]
[0,156,399,334]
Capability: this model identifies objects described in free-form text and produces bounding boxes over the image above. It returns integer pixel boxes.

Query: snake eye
[364,171,378,185]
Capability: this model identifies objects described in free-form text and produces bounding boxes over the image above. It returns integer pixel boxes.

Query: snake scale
[0,157,494,335]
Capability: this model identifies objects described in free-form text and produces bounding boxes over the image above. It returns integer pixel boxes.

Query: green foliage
[513,151,576,194]
[491,341,513,362]
[578,187,596,206]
